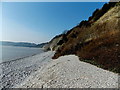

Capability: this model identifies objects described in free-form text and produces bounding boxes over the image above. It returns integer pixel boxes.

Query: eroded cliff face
[47,2,120,73]
[43,34,64,51]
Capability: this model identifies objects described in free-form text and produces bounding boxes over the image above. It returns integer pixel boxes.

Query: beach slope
[15,52,118,88]
[0,51,54,89]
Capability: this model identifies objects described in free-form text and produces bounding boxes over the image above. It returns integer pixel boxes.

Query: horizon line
[0,40,48,44]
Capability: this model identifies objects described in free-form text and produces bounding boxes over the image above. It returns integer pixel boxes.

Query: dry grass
[52,3,120,73]
[76,31,120,73]
[53,17,120,73]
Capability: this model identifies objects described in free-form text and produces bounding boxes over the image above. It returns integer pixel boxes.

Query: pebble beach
[0,51,119,88]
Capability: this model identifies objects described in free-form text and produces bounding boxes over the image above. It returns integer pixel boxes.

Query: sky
[1,2,107,44]
[1,0,109,2]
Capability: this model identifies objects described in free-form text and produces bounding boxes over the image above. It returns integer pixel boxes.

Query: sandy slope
[15,53,118,88]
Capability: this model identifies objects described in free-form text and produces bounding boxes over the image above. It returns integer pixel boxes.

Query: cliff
[47,2,120,73]
[43,34,64,51]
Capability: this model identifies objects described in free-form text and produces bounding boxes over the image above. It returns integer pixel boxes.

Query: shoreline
[0,48,45,65]
[0,52,40,65]
[0,51,54,89]
[0,51,119,88]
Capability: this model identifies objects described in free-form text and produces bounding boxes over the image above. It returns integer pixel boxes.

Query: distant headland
[0,41,48,48]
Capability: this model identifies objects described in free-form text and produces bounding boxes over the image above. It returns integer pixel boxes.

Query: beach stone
[16,55,119,88]
[0,51,54,89]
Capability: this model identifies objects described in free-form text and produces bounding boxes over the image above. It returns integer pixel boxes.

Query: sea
[0,45,44,63]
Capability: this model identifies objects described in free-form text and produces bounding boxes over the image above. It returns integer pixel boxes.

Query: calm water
[0,45,43,63]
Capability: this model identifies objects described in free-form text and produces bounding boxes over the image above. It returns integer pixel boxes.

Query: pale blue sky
[0,2,2,42]
[1,0,109,2]
[1,2,107,44]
